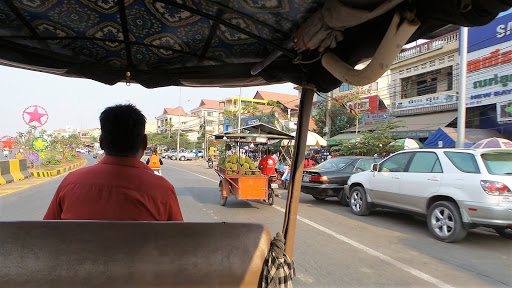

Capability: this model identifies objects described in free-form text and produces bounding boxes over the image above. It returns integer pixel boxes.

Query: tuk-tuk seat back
[0,221,271,288]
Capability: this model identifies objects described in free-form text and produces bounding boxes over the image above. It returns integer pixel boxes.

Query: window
[379,153,413,172]
[480,152,512,175]
[444,152,480,173]
[417,78,437,96]
[408,152,442,173]
[355,159,377,172]
[339,83,353,92]
[207,112,214,117]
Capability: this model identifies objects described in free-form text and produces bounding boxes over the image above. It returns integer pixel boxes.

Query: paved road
[0,155,511,287]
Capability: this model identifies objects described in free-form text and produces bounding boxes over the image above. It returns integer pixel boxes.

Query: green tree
[331,120,405,156]
[312,101,358,137]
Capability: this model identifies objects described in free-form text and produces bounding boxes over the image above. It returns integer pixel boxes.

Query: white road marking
[164,164,218,183]
[166,163,454,288]
[272,206,454,288]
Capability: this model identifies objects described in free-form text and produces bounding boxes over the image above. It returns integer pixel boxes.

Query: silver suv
[346,148,512,242]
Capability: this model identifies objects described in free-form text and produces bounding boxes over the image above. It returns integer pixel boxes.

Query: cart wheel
[268,188,274,206]
[220,194,227,206]
[219,180,227,206]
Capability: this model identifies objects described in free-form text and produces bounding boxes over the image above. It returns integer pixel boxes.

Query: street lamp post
[177,88,182,153]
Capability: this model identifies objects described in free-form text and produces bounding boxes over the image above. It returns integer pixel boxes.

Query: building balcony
[394,31,459,64]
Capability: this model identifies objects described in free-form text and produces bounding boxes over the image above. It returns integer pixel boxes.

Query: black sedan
[301,156,381,206]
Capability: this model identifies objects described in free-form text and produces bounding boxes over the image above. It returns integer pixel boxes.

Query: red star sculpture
[0,137,16,149]
[25,106,47,125]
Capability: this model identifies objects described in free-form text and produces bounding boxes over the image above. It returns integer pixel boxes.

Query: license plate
[303,175,310,182]
[271,183,279,189]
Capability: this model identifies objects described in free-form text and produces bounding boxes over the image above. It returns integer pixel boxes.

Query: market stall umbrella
[472,137,512,149]
[282,131,327,147]
[390,138,423,150]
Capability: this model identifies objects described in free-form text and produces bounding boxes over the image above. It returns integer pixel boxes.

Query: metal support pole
[326,91,331,138]
[457,27,468,148]
[283,84,315,260]
[177,88,181,153]
[238,88,242,132]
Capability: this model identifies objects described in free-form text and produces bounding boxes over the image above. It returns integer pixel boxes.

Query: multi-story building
[220,90,300,131]
[190,99,221,135]
[155,107,199,142]
[336,28,461,142]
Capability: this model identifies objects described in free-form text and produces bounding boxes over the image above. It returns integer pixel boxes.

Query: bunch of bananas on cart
[219,155,259,175]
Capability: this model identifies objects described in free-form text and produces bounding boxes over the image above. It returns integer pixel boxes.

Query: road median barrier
[0,159,31,185]
[32,158,86,178]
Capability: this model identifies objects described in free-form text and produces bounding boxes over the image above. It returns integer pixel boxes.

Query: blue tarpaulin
[424,127,502,148]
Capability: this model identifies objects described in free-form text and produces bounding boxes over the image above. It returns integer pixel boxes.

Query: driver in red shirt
[258,150,277,176]
[44,104,183,221]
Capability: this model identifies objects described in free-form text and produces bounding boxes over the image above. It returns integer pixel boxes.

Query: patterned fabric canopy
[0,0,510,89]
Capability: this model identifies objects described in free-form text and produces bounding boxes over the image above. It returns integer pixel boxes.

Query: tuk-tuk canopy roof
[214,123,294,140]
[0,0,508,92]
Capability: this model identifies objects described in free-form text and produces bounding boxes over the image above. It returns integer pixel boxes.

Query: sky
[0,66,298,136]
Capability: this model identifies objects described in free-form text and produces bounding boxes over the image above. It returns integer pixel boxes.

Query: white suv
[346,148,512,242]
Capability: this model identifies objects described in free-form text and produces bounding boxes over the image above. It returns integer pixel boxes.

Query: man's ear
[99,135,104,150]
[142,134,148,151]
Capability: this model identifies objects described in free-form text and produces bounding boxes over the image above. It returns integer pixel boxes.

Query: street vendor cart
[214,123,294,206]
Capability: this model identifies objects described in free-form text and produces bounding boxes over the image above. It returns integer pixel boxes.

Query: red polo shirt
[43,155,183,221]
[258,155,276,176]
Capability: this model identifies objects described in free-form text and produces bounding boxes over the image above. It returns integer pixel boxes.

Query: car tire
[427,201,467,243]
[349,186,370,216]
[494,227,512,240]
[338,190,349,207]
[179,156,185,161]
[312,196,326,200]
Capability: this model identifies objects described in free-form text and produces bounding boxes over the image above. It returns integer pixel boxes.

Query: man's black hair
[100,104,146,156]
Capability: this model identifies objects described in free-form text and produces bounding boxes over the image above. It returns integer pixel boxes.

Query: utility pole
[203,115,207,157]
[457,27,468,148]
[177,87,181,153]
[326,91,332,138]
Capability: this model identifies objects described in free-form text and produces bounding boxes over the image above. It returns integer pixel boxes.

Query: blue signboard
[468,12,512,53]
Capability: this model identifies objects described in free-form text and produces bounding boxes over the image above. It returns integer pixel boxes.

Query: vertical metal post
[457,27,468,148]
[326,91,331,138]
[238,88,242,132]
[282,84,315,259]
[177,87,181,153]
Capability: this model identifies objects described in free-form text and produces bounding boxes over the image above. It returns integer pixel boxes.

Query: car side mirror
[371,163,379,172]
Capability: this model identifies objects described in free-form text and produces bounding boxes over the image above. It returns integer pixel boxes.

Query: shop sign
[336,95,386,114]
[363,112,391,126]
[394,93,456,111]
[497,101,512,123]
[468,13,512,53]
[466,42,512,107]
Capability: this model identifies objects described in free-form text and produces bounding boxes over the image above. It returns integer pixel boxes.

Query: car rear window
[316,158,352,169]
[480,152,512,175]
[444,152,480,173]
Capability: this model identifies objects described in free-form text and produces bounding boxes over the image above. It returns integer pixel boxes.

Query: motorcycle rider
[146,148,163,174]
[207,155,213,168]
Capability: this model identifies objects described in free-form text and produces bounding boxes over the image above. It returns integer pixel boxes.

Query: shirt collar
[99,155,153,172]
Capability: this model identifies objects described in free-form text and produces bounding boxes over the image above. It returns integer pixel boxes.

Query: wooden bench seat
[0,221,271,288]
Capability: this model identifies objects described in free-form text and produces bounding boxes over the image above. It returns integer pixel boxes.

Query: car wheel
[338,190,349,207]
[349,186,370,216]
[427,201,467,243]
[312,196,326,200]
[494,227,512,240]
[180,156,185,161]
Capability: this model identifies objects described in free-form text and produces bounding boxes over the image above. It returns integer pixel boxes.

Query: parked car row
[161,150,205,161]
[302,149,512,242]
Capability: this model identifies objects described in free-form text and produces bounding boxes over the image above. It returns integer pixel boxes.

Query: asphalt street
[0,155,511,288]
